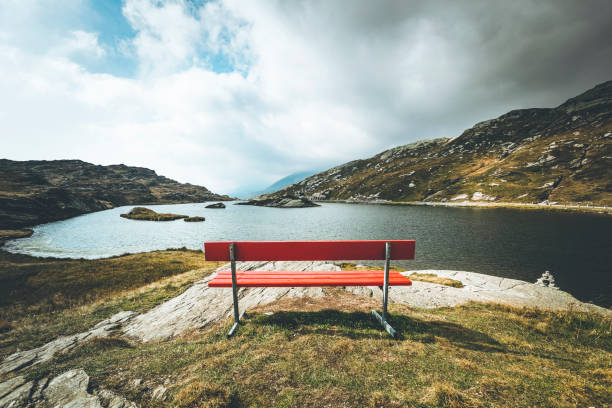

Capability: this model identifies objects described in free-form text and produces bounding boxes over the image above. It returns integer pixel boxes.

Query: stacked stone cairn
[535,271,559,289]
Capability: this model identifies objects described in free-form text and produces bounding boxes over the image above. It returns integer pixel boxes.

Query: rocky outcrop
[0,311,136,375]
[0,369,138,408]
[347,270,608,313]
[270,80,612,207]
[123,262,609,343]
[122,261,331,342]
[120,207,188,221]
[183,216,205,222]
[205,202,226,208]
[236,195,320,208]
[0,230,32,247]
[0,159,233,229]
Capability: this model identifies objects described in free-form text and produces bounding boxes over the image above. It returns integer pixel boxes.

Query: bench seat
[208,270,413,287]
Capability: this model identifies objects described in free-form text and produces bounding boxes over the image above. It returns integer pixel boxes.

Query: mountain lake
[3,202,611,307]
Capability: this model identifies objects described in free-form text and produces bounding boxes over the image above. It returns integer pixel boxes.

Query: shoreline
[320,199,612,215]
[1,248,609,311]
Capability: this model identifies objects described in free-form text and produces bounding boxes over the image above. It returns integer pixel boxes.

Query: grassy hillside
[273,81,612,207]
[0,159,232,229]
[20,294,612,408]
[0,249,223,358]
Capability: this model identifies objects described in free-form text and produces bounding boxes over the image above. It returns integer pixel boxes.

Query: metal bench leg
[227,243,246,338]
[372,242,398,338]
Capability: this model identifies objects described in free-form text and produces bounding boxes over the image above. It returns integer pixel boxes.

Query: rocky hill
[272,81,612,207]
[0,160,232,228]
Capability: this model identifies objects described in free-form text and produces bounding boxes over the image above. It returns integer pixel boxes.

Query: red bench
[205,240,415,338]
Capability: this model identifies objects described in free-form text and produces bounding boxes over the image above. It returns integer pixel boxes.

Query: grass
[23,292,611,408]
[337,263,465,288]
[0,249,223,358]
[336,262,406,272]
[409,273,464,288]
[1,253,610,407]
[120,207,188,221]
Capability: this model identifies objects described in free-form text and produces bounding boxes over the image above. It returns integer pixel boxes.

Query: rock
[471,191,496,201]
[0,379,33,408]
[0,376,26,399]
[95,388,139,408]
[30,377,49,402]
[123,262,333,341]
[346,270,608,314]
[35,369,139,408]
[0,229,33,247]
[151,385,167,400]
[535,271,558,289]
[183,216,205,222]
[0,311,136,375]
[42,369,102,408]
[124,263,609,342]
[237,195,319,208]
[450,194,468,201]
[120,207,188,221]
[205,202,226,208]
[0,370,139,407]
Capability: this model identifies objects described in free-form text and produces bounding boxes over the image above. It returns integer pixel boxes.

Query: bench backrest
[204,240,415,261]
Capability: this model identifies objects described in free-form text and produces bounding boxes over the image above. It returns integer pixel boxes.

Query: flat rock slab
[124,262,609,343]
[123,261,335,342]
[348,270,609,314]
[0,369,138,408]
[0,311,136,375]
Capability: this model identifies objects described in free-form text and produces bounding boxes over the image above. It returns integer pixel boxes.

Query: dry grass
[25,293,611,408]
[173,381,232,408]
[0,248,214,317]
[3,252,610,407]
[0,249,223,358]
[336,262,406,272]
[409,273,464,288]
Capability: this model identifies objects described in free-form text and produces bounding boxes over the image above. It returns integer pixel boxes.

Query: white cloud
[1,0,612,195]
[52,30,106,58]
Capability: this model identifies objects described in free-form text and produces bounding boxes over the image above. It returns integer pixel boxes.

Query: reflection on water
[4,202,611,307]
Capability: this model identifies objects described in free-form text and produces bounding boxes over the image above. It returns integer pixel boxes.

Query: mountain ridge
[267,80,612,207]
[0,159,232,229]
[242,170,318,199]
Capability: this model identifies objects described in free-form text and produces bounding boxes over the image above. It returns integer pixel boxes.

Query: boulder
[0,311,136,375]
[119,207,187,221]
[205,202,226,208]
[236,195,319,208]
[184,216,205,222]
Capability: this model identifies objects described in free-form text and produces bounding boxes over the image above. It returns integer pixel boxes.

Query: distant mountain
[270,80,612,206]
[243,170,317,199]
[0,159,233,228]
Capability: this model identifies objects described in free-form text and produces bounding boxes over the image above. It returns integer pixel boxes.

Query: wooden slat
[204,240,415,261]
[208,270,412,288]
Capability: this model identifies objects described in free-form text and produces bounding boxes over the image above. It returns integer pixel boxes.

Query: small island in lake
[120,207,188,221]
[205,202,226,209]
[237,195,319,208]
[184,216,205,222]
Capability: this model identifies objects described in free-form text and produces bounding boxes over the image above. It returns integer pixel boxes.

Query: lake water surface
[4,202,611,307]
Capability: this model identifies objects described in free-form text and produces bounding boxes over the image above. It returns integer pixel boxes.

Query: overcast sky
[1,0,611,195]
